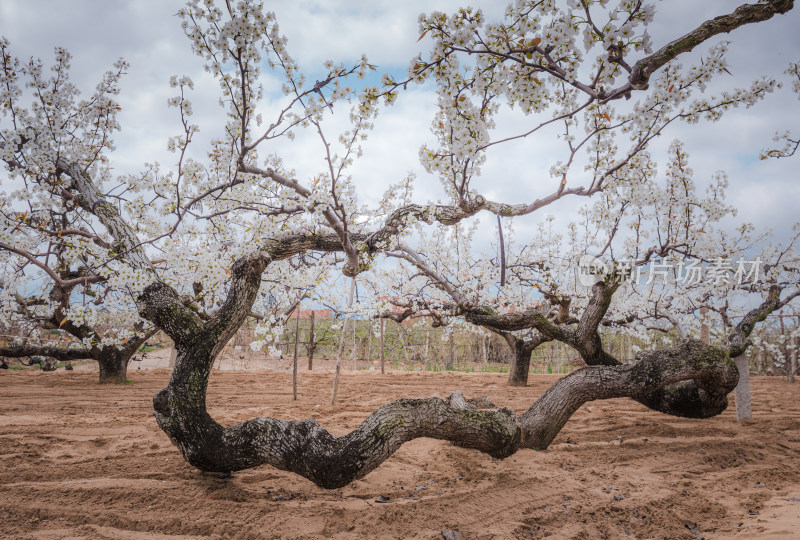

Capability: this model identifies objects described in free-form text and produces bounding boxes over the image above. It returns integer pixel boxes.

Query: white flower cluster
[1,1,796,369]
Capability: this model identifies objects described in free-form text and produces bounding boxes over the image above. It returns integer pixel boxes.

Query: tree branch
[151,338,735,488]
[0,343,96,361]
[624,0,794,93]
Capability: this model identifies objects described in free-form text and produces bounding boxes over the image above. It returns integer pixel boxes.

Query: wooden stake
[331,278,356,405]
[380,317,385,374]
[367,321,372,367]
[351,317,357,370]
[307,310,315,370]
[292,303,300,401]
[733,353,752,420]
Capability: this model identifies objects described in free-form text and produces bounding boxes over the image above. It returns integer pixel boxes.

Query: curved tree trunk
[110,217,779,489]
[151,337,736,489]
[99,215,781,490]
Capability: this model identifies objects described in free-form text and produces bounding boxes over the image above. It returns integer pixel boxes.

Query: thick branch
[138,282,204,348]
[0,241,104,289]
[727,286,800,356]
[0,343,96,361]
[56,158,156,276]
[627,0,794,91]
[519,340,736,447]
[460,281,620,366]
[152,338,735,488]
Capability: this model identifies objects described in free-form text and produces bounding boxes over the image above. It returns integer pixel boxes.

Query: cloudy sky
[2,0,799,248]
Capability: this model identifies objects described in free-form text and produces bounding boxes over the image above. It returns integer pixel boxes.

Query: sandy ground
[1,367,799,539]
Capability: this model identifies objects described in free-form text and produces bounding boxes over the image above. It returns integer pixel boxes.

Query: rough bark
[150,334,736,488]
[98,348,129,385]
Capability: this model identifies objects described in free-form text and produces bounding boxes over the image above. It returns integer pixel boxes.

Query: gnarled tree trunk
[138,244,747,489]
[59,157,790,487]
[134,241,789,489]
[152,324,737,488]
[98,349,129,384]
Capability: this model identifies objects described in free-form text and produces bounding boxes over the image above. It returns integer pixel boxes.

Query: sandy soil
[1,366,799,539]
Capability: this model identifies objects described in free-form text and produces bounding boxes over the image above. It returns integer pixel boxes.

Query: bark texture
[151,332,736,488]
[503,334,550,387]
[138,254,791,487]
[96,348,130,384]
[135,246,743,490]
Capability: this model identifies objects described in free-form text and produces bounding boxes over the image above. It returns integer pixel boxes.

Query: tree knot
[153,387,172,418]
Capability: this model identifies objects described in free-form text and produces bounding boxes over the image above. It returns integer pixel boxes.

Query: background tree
[0,43,157,383]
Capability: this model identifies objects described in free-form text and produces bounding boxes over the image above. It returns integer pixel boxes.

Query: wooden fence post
[733,353,752,420]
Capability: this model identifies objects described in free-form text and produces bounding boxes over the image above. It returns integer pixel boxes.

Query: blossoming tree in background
[0,44,159,382]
